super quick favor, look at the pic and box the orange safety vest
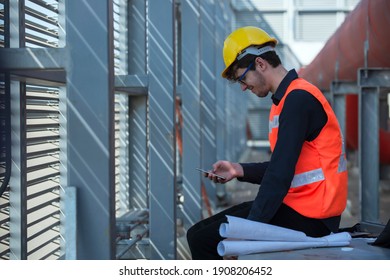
[269,78,348,219]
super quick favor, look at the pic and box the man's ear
[255,56,266,71]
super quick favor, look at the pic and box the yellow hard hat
[221,26,278,78]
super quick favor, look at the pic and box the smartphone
[196,168,226,180]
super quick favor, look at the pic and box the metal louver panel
[113,0,130,217]
[113,0,128,75]
[114,94,130,217]
[295,0,338,8]
[296,12,338,42]
[0,192,10,259]
[25,85,62,260]
[232,0,285,10]
[248,108,271,140]
[0,1,62,260]
[0,1,4,48]
[0,78,10,259]
[3,0,64,259]
[0,2,10,260]
[0,0,10,260]
[262,12,285,41]
[234,10,279,38]
[25,0,59,48]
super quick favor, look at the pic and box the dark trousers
[186,201,331,260]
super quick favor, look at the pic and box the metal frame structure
[358,68,390,223]
[330,68,390,225]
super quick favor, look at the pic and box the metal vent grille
[113,0,130,217]
[113,0,128,75]
[25,0,59,48]
[114,94,130,217]
[0,79,10,259]
[295,0,338,8]
[25,85,62,259]
[0,0,10,260]
[0,0,63,258]
[0,1,4,48]
[0,192,10,259]
[296,12,338,42]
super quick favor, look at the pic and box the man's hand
[202,161,244,184]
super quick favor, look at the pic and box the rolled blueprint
[217,215,351,257]
[219,215,308,241]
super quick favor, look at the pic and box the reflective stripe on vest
[269,115,279,133]
[338,154,347,173]
[291,168,325,188]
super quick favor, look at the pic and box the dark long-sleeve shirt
[239,69,340,232]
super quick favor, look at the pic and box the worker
[186,26,348,260]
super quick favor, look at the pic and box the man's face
[234,60,270,98]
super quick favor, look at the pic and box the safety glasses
[236,61,254,85]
